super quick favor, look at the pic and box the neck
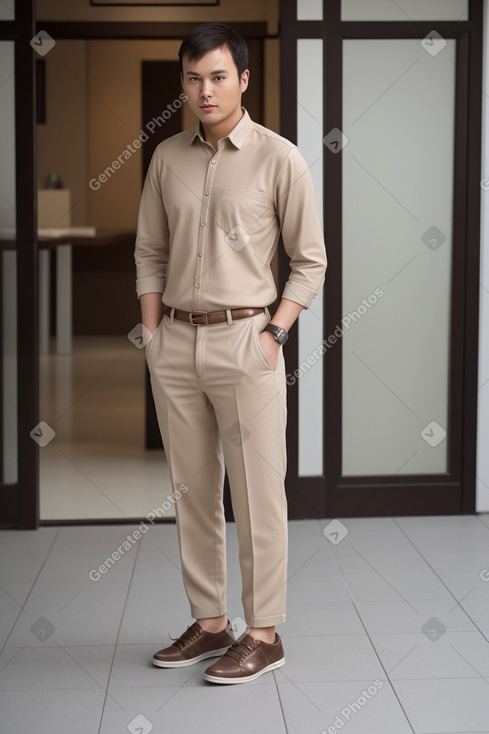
[202,107,244,150]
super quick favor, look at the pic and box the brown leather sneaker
[203,632,285,684]
[152,620,235,668]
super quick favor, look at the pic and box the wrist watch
[263,323,289,345]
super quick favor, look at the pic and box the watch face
[276,328,288,345]
[265,323,288,344]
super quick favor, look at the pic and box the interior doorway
[36,27,268,524]
[38,42,183,522]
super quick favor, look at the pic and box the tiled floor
[2,515,489,733]
[39,337,173,521]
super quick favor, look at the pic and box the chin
[195,109,217,122]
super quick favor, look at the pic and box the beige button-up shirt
[135,108,327,311]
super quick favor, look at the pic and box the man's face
[181,44,249,133]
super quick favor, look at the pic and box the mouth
[200,104,217,110]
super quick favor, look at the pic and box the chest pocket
[216,188,275,235]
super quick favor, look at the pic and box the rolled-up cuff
[136,277,166,299]
[282,280,321,309]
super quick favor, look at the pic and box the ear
[240,69,250,93]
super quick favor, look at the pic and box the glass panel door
[342,38,455,476]
[0,41,17,485]
[341,0,468,21]
[0,1,14,20]
[297,38,324,476]
[0,0,38,528]
[280,0,480,516]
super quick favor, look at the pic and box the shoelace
[168,623,202,650]
[223,637,260,663]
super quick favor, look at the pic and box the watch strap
[263,323,289,344]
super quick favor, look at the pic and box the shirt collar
[190,108,253,149]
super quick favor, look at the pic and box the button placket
[194,152,219,309]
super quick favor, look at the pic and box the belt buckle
[189,310,208,325]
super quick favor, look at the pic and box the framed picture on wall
[90,0,219,5]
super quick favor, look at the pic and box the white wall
[477,0,489,511]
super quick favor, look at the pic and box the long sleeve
[134,147,170,299]
[275,146,327,308]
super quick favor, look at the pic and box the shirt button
[201,222,205,227]
[211,159,216,164]
[197,252,203,257]
[204,191,209,196]
[195,283,200,289]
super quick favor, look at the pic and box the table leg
[56,244,72,355]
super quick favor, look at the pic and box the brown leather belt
[163,304,266,326]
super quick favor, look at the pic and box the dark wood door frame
[0,3,38,529]
[36,21,270,40]
[280,0,482,517]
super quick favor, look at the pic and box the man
[135,22,326,684]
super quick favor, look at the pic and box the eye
[188,77,200,83]
[214,76,225,81]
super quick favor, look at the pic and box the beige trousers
[145,309,288,627]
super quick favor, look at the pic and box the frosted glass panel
[297,0,323,21]
[0,42,17,483]
[342,39,454,476]
[0,0,14,20]
[342,0,468,21]
[297,39,324,476]
[0,44,15,228]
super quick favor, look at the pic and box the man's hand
[257,298,305,369]
[259,330,281,370]
[141,293,163,346]
[141,323,156,348]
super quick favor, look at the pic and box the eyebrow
[185,69,228,76]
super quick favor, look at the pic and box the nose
[200,79,213,99]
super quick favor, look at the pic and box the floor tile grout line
[475,514,489,532]
[20,627,487,650]
[4,672,489,693]
[350,545,419,613]
[96,530,144,733]
[350,598,417,734]
[3,519,489,729]
[319,518,417,734]
[392,518,489,642]
[0,529,61,657]
[59,644,125,711]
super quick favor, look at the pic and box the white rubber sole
[152,646,231,668]
[203,657,285,684]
